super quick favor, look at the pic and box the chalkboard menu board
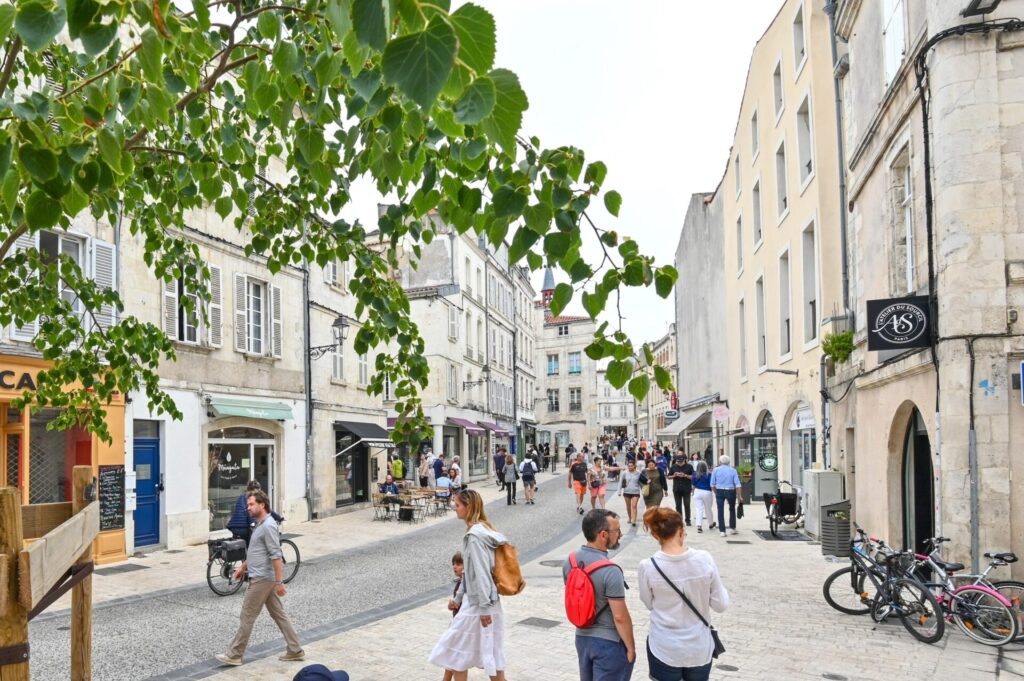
[99,465,126,531]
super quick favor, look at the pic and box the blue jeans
[575,635,634,681]
[715,489,736,531]
[647,640,712,681]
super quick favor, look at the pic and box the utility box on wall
[803,469,845,537]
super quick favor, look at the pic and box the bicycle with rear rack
[762,479,802,537]
[206,521,301,596]
[822,524,944,643]
[910,536,1020,646]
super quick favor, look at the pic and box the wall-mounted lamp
[463,365,491,389]
[309,315,351,360]
[962,0,1001,16]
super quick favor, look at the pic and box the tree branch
[0,224,27,262]
[61,44,142,101]
[239,4,321,21]
[0,37,22,100]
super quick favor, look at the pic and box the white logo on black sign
[872,302,927,345]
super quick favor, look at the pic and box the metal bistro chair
[371,492,395,521]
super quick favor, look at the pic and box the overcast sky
[351,1,785,343]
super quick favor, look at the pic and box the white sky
[351,1,785,342]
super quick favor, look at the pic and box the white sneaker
[719,531,727,537]
[728,529,738,535]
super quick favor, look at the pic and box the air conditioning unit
[802,469,845,538]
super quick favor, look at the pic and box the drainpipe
[820,354,830,470]
[302,229,314,520]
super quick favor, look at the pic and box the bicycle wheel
[992,580,1024,642]
[769,507,779,537]
[207,557,244,596]
[823,565,878,615]
[280,538,301,584]
[891,578,945,644]
[951,586,1018,646]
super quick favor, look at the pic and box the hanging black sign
[867,295,932,351]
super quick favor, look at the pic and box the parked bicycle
[823,524,944,643]
[206,523,301,596]
[762,479,802,537]
[911,536,1019,646]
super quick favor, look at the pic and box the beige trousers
[226,579,302,658]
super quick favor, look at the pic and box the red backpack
[564,553,621,628]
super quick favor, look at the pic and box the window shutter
[10,232,39,342]
[90,238,116,333]
[333,346,344,381]
[340,260,348,292]
[271,284,282,358]
[162,278,179,339]
[208,265,222,347]
[234,273,247,352]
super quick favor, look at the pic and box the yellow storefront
[0,355,127,564]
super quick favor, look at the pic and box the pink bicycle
[911,537,1019,646]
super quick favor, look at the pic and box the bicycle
[206,527,301,597]
[911,537,1018,646]
[823,525,944,643]
[762,479,802,537]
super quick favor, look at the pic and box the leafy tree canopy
[0,0,678,443]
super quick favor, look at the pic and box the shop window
[28,409,91,504]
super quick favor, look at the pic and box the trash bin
[820,500,851,557]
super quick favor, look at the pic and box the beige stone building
[534,269,598,453]
[596,361,635,443]
[826,0,1024,570]
[641,324,678,441]
[721,0,846,504]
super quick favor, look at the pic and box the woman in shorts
[587,455,619,510]
[620,459,643,526]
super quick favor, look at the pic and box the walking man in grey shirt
[216,490,304,666]
[563,509,636,681]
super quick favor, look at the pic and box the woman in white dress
[428,489,508,680]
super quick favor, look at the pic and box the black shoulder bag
[649,557,725,659]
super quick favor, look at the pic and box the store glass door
[208,428,274,531]
[752,435,779,498]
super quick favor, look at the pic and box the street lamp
[308,314,350,360]
[463,364,491,390]
[961,0,1001,16]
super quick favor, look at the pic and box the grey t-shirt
[246,515,282,582]
[621,470,643,495]
[563,546,626,642]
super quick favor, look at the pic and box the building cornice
[834,0,862,41]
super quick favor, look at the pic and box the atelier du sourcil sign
[866,295,932,352]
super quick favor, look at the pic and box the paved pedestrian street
[29,476,1024,680]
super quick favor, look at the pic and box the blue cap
[293,664,350,681]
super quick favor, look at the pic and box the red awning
[478,421,510,437]
[446,417,484,433]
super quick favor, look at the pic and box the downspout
[824,0,852,475]
[511,272,518,459]
[302,227,314,520]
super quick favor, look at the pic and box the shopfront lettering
[0,370,36,391]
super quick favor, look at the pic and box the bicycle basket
[776,492,799,516]
[884,551,916,576]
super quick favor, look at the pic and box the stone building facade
[827,0,1024,570]
[595,361,635,442]
[720,0,846,504]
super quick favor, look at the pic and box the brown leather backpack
[492,542,526,596]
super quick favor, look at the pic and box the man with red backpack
[562,509,635,681]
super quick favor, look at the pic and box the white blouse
[637,548,729,668]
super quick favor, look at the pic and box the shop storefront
[0,355,127,564]
[735,411,779,499]
[334,420,393,507]
[788,404,816,487]
[480,421,510,457]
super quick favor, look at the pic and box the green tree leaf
[66,0,98,39]
[581,289,605,320]
[492,185,526,219]
[257,11,279,40]
[80,22,117,56]
[381,17,457,110]
[653,365,673,391]
[325,0,351,39]
[550,282,572,317]
[139,27,164,83]
[655,266,677,298]
[0,5,16,39]
[24,189,61,228]
[508,226,539,264]
[604,190,622,217]
[353,0,387,51]
[15,1,66,52]
[480,68,527,153]
[523,203,552,235]
[628,374,651,403]
[450,3,495,75]
[607,359,632,389]
[17,144,58,182]
[453,77,495,125]
[295,124,325,163]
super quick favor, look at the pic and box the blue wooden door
[133,438,161,547]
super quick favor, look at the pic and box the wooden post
[70,466,93,681]
[0,487,28,680]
